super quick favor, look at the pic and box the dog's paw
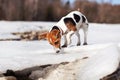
[83,42,88,45]
[62,45,67,48]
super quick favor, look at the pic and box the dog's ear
[46,32,49,39]
[38,32,48,40]
[46,32,49,40]
[47,32,53,45]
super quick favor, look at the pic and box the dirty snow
[0,21,120,80]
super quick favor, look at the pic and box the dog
[47,10,88,53]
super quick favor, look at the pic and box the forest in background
[0,0,120,23]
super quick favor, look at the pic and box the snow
[88,23,120,44]
[0,21,54,33]
[0,33,19,39]
[0,21,120,80]
[78,44,120,80]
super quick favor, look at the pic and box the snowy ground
[0,21,120,80]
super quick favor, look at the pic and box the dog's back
[56,11,88,34]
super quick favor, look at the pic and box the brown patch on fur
[65,22,77,31]
[47,29,61,49]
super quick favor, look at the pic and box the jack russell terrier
[47,10,88,53]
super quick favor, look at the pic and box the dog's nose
[56,50,60,53]
[54,48,61,53]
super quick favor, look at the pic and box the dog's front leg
[62,35,67,48]
[66,31,74,46]
[75,31,81,46]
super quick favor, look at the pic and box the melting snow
[0,21,120,80]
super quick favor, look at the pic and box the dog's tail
[77,8,80,11]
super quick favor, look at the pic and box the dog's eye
[50,42,52,45]
[54,41,59,45]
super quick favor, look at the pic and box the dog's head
[47,26,61,53]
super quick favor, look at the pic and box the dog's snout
[54,48,61,53]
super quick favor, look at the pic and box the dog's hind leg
[82,23,88,45]
[75,31,81,46]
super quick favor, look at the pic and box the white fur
[56,11,88,47]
